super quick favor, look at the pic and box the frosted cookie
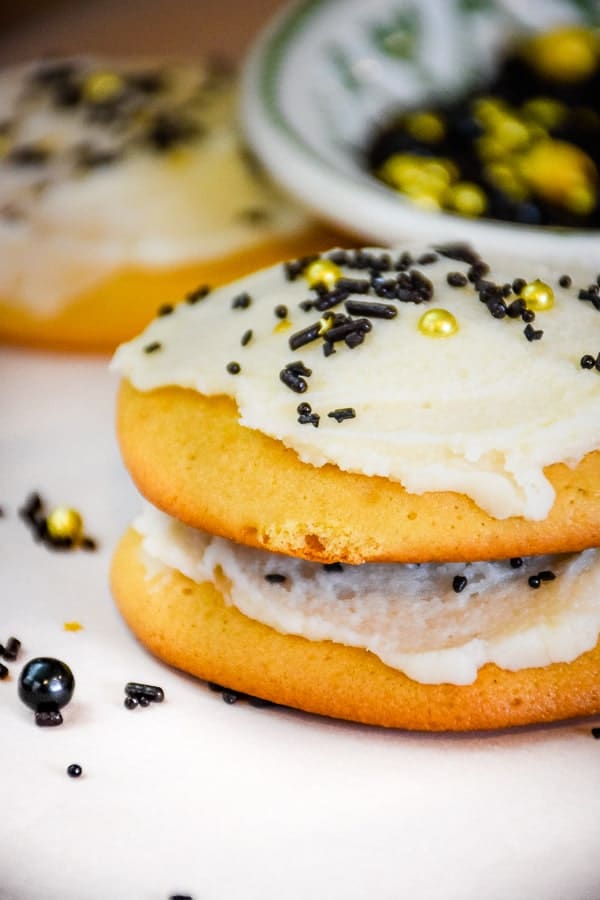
[112,244,600,563]
[111,242,600,729]
[0,56,343,351]
[110,517,600,731]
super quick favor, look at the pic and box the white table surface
[3,348,600,900]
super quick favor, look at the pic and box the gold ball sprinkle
[318,315,334,336]
[46,507,84,542]
[446,181,487,217]
[404,111,446,143]
[304,259,342,289]
[83,71,124,104]
[418,308,459,338]
[519,279,555,312]
[526,26,599,83]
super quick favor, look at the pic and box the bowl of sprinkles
[242,0,600,264]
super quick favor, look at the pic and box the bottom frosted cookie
[111,528,600,732]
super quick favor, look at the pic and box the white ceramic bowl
[242,0,600,265]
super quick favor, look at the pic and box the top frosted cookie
[113,243,600,523]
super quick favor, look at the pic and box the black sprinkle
[67,764,82,778]
[9,144,50,166]
[74,143,121,170]
[124,696,139,709]
[323,562,343,573]
[452,575,468,593]
[326,318,372,344]
[297,402,312,415]
[521,308,535,323]
[284,361,312,376]
[345,299,397,319]
[143,342,162,354]
[538,570,556,582]
[581,355,596,369]
[417,252,438,265]
[3,637,20,661]
[559,274,572,288]
[81,536,97,551]
[146,114,200,152]
[36,709,63,727]
[507,299,525,318]
[467,261,490,282]
[510,557,523,568]
[327,408,356,423]
[238,207,270,224]
[298,412,320,427]
[0,663,8,680]
[288,321,322,351]
[265,573,286,584]
[226,361,241,374]
[434,243,480,266]
[447,272,468,287]
[591,727,600,739]
[157,304,174,317]
[512,278,527,295]
[336,277,371,294]
[125,682,165,703]
[280,368,308,393]
[231,292,252,310]
[274,304,288,319]
[186,285,211,304]
[524,323,543,342]
[528,575,541,589]
[241,329,253,347]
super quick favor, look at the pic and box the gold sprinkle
[64,622,84,632]
[404,111,446,143]
[304,259,342,289]
[526,26,599,83]
[83,71,124,104]
[446,182,487,217]
[318,314,334,336]
[46,507,84,542]
[517,139,597,207]
[418,308,459,337]
[522,97,567,130]
[0,134,11,160]
[519,280,555,312]
[273,319,292,333]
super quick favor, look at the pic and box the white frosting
[134,503,600,685]
[0,57,312,314]
[112,246,600,520]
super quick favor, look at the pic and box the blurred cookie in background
[0,55,345,351]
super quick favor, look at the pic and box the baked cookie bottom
[0,225,342,352]
[111,528,600,731]
[116,381,600,564]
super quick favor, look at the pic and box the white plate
[3,344,600,899]
[242,0,600,264]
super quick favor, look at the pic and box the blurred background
[0,0,286,63]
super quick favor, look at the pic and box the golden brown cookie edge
[111,528,600,731]
[116,381,600,564]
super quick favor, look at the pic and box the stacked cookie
[0,56,342,350]
[111,243,600,730]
